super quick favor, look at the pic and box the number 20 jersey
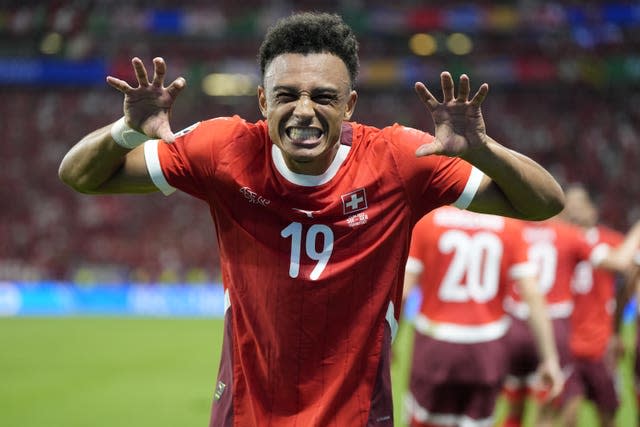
[407,206,533,343]
[144,116,479,427]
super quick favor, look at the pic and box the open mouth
[286,126,323,144]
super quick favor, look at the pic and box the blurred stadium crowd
[2,1,640,283]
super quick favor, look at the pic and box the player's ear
[343,90,358,120]
[258,86,267,118]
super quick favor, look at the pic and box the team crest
[341,188,368,215]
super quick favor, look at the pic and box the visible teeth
[289,127,321,140]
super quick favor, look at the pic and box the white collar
[271,144,351,187]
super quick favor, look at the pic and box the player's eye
[312,95,336,105]
[275,93,297,103]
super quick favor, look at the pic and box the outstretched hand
[106,57,186,143]
[414,72,489,158]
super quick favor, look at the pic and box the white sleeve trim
[386,301,399,343]
[144,140,176,196]
[452,166,484,209]
[405,256,424,274]
[224,288,231,314]
[589,243,611,267]
[509,261,537,279]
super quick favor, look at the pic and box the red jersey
[144,116,479,426]
[570,225,624,359]
[505,219,596,320]
[406,206,534,343]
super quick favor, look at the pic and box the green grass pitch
[0,318,222,427]
[0,317,637,427]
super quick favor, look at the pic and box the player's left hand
[414,72,488,158]
[533,358,565,401]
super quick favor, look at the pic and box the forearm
[58,121,155,194]
[463,136,564,220]
[60,58,185,194]
[402,271,419,305]
[604,221,640,272]
[519,279,559,364]
[58,123,127,192]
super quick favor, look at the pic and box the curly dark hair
[258,12,359,88]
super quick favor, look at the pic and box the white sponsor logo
[347,212,368,228]
[240,187,271,207]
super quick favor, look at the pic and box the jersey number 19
[281,222,334,280]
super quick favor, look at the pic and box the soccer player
[555,184,640,427]
[402,206,563,427]
[501,217,588,427]
[501,187,640,427]
[58,12,564,427]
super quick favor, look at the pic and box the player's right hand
[106,57,186,143]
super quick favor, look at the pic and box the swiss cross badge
[341,188,368,215]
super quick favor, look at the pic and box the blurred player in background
[402,206,562,427]
[501,186,640,427]
[501,214,591,427]
[556,184,640,427]
[57,11,565,427]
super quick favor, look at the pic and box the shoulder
[194,115,267,140]
[553,220,587,246]
[360,122,433,143]
[596,224,625,244]
[348,122,433,146]
[521,219,564,245]
[170,116,268,157]
[502,216,525,239]
[160,116,268,166]
[348,121,443,175]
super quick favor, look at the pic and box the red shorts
[504,317,571,380]
[406,333,508,425]
[501,316,572,402]
[406,384,500,427]
[558,356,619,414]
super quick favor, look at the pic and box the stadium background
[1,1,639,426]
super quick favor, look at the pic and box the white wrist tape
[110,117,149,149]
